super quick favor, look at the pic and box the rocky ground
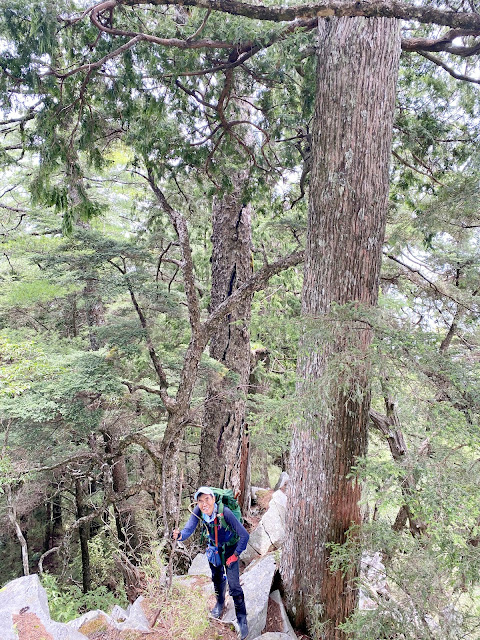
[3,480,314,640]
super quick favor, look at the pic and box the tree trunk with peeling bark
[281,17,401,638]
[199,174,253,513]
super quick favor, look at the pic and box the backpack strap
[217,499,226,527]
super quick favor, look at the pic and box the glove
[226,554,238,567]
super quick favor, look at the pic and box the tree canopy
[1,0,480,638]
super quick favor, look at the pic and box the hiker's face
[197,494,215,516]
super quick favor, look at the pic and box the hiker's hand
[226,554,238,567]
[172,529,181,541]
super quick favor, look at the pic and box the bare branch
[146,171,201,332]
[419,51,480,84]
[392,150,444,186]
[19,451,102,475]
[122,380,165,397]
[384,252,478,312]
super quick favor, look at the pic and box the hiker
[173,486,250,639]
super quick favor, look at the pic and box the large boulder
[223,553,277,640]
[262,491,287,548]
[0,574,87,640]
[241,490,287,564]
[187,552,211,577]
[68,595,151,634]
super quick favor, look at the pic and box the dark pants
[209,544,244,600]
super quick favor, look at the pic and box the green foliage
[41,572,127,623]
[1,1,480,633]
[0,455,15,488]
[0,332,62,397]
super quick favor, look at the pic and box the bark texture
[281,17,401,639]
[199,175,253,513]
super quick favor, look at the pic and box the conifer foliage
[1,1,480,638]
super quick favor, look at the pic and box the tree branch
[89,0,232,47]
[392,150,444,186]
[419,51,480,84]
[205,249,304,334]
[121,0,480,30]
[402,29,480,54]
[383,252,477,312]
[146,171,201,333]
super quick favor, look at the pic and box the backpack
[200,487,243,546]
[212,487,243,527]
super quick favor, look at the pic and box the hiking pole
[150,469,184,629]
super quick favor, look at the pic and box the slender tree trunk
[199,174,253,513]
[52,493,63,540]
[84,276,105,351]
[249,347,271,488]
[75,478,91,593]
[281,17,401,639]
[6,485,29,576]
[103,427,140,559]
[43,499,53,553]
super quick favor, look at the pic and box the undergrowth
[41,572,128,623]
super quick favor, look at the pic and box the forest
[1,0,480,638]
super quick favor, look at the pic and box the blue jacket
[178,505,249,556]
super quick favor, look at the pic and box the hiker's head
[194,486,215,516]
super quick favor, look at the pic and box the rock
[274,472,289,491]
[246,521,274,556]
[188,552,211,577]
[261,498,286,549]
[110,604,128,622]
[68,596,151,634]
[255,634,293,640]
[175,573,215,598]
[270,489,287,517]
[223,553,277,640]
[251,486,269,502]
[244,489,287,561]
[359,552,389,610]
[240,541,262,566]
[68,610,111,635]
[0,574,88,640]
[120,596,150,631]
[269,590,296,638]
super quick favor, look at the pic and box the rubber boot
[233,595,248,639]
[236,613,248,639]
[211,578,226,618]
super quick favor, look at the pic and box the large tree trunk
[199,174,253,513]
[281,17,401,639]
